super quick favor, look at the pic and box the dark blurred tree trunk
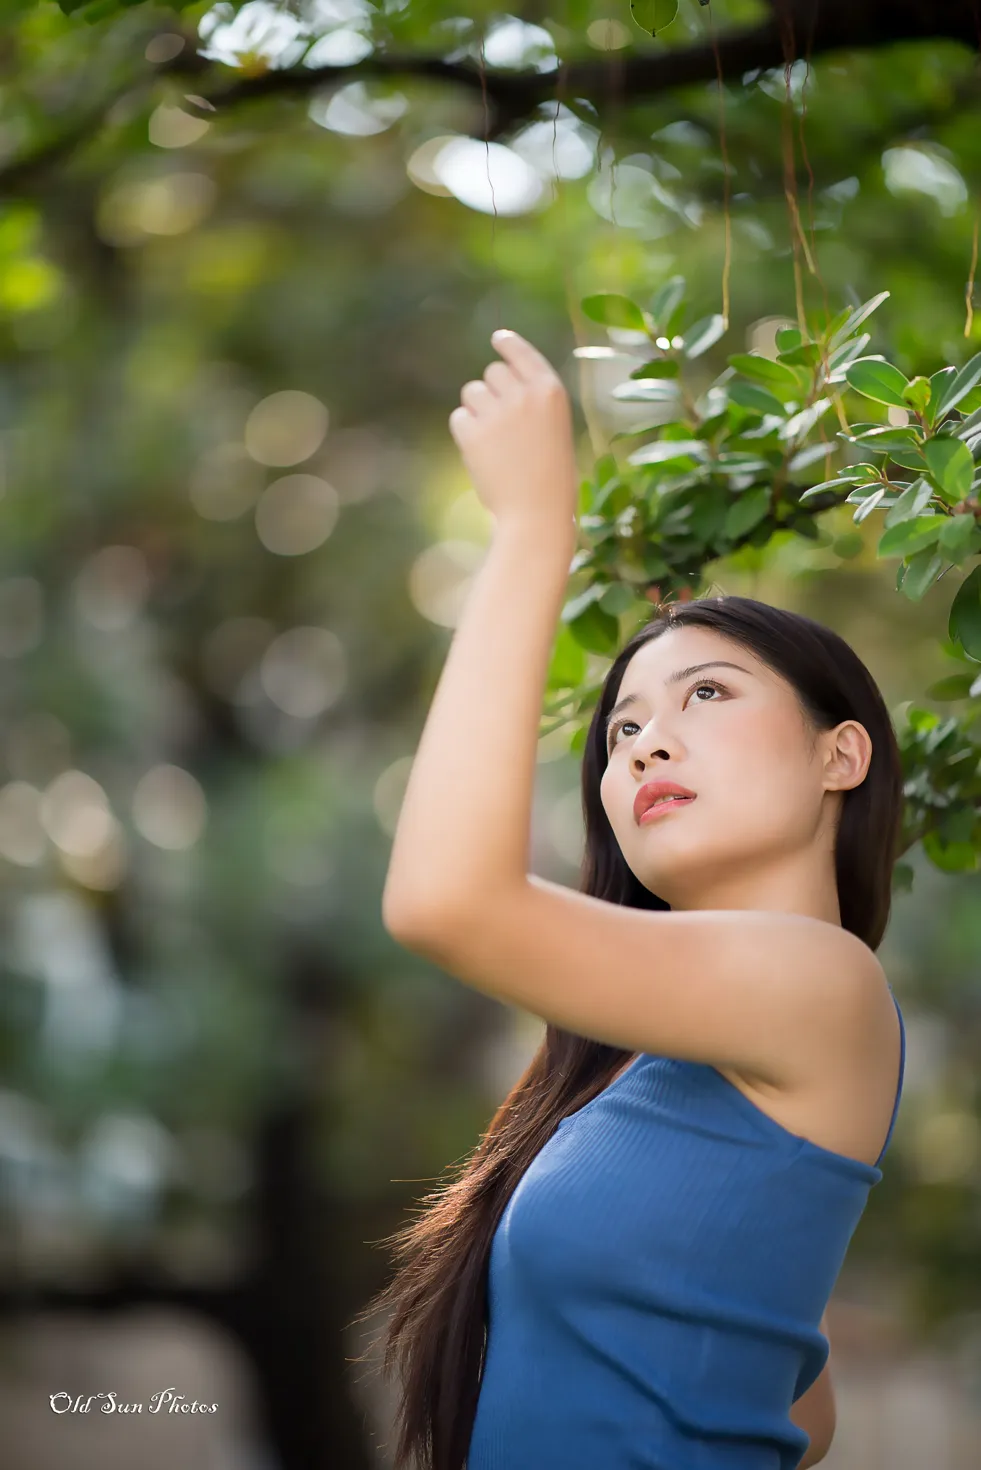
[0,1095,375,1470]
[235,1096,376,1470]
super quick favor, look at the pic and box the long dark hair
[352,593,905,1470]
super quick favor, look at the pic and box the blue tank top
[467,989,905,1470]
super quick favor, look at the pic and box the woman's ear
[822,720,872,793]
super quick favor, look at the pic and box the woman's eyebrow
[604,660,752,730]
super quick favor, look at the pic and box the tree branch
[179,1,981,138]
[1,2,979,195]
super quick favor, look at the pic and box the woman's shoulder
[722,975,902,1170]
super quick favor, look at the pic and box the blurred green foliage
[1,3,981,1454]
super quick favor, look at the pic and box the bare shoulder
[749,918,894,1077]
[728,936,900,1167]
[393,876,891,1091]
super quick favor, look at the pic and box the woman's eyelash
[606,679,728,749]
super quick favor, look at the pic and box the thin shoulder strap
[874,989,906,1168]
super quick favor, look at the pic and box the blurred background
[1,2,980,1466]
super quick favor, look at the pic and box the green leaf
[881,448,928,472]
[728,354,802,400]
[715,454,774,475]
[847,484,894,508]
[562,583,605,623]
[876,514,945,559]
[955,406,981,440]
[827,291,890,351]
[825,333,872,379]
[798,475,866,503]
[577,512,616,541]
[789,441,836,472]
[648,276,686,328]
[926,673,976,700]
[900,547,945,602]
[642,547,671,578]
[852,488,887,523]
[949,564,981,659]
[845,484,887,503]
[629,0,680,35]
[926,367,956,425]
[846,426,922,453]
[844,357,910,408]
[682,314,726,358]
[593,453,619,487]
[905,706,941,734]
[939,803,978,844]
[847,483,892,506]
[599,582,637,616]
[957,386,981,414]
[882,476,934,528]
[625,439,707,467]
[825,306,852,341]
[727,381,786,415]
[938,513,980,560]
[781,399,832,441]
[547,622,587,687]
[695,409,731,438]
[903,376,932,414]
[58,0,151,16]
[588,469,625,514]
[724,486,770,539]
[58,0,124,16]
[779,342,824,368]
[611,379,680,402]
[933,350,981,420]
[581,294,648,331]
[924,437,974,501]
[775,327,803,354]
[923,830,978,873]
[629,359,679,379]
[567,599,621,656]
[891,861,915,893]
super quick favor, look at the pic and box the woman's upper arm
[391,875,886,1086]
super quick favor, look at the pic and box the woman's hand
[448,329,579,535]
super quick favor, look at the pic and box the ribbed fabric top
[467,989,905,1470]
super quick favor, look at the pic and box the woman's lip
[638,796,695,824]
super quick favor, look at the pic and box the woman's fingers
[457,334,553,420]
[490,328,556,383]
[460,379,493,411]
[460,361,518,415]
[483,360,515,397]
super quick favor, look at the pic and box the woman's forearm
[382,516,576,932]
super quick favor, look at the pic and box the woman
[360,330,906,1470]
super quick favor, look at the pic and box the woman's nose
[634,749,669,772]
[630,719,680,768]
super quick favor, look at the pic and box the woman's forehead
[619,627,759,687]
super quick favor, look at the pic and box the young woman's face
[598,625,868,911]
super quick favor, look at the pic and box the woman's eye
[689,682,724,704]
[608,682,726,750]
[609,720,639,749]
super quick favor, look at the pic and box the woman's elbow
[790,1358,836,1468]
[795,1398,836,1468]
